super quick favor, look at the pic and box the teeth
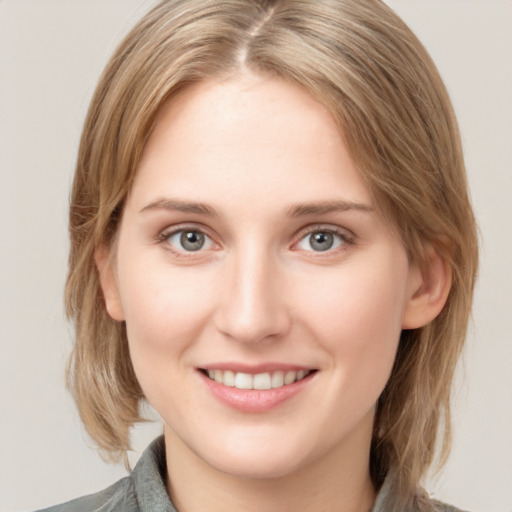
[223,370,235,387]
[205,369,311,390]
[271,371,284,388]
[235,372,253,389]
[253,373,271,390]
[284,371,296,385]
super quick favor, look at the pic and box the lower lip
[199,371,315,413]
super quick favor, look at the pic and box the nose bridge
[215,241,290,344]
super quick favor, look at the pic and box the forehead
[129,74,372,212]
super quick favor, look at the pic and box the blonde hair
[65,0,478,506]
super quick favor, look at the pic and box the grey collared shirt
[37,436,467,512]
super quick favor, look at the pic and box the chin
[197,428,318,480]
[210,451,308,481]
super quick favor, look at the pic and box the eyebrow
[287,200,374,217]
[140,198,221,217]
[139,198,374,218]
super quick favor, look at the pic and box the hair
[65,0,478,508]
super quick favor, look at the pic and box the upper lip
[199,362,316,374]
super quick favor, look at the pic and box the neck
[164,417,376,512]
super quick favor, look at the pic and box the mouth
[198,366,318,413]
[199,368,317,390]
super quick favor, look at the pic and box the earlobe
[94,244,125,322]
[402,247,452,329]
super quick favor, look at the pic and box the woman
[40,0,478,510]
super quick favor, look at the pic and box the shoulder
[431,499,470,512]
[414,490,470,512]
[35,476,136,512]
[34,436,170,512]
[415,491,470,512]
[373,471,470,512]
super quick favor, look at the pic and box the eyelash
[156,224,355,258]
[156,224,217,259]
[293,225,355,255]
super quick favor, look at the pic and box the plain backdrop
[0,1,511,511]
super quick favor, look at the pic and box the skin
[97,74,450,512]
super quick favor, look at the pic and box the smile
[203,369,313,390]
[199,366,318,413]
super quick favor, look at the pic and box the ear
[402,246,452,329]
[94,244,125,322]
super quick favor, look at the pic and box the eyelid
[291,224,356,252]
[156,223,221,256]
[155,222,355,257]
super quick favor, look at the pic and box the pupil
[311,232,333,251]
[180,231,204,251]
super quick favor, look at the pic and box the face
[100,75,426,480]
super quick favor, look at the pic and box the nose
[214,246,291,345]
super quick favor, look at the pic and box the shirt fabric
[37,436,467,512]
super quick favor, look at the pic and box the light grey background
[0,1,510,511]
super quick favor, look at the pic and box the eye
[296,229,349,252]
[165,229,215,252]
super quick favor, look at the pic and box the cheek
[117,260,220,413]
[117,256,216,362]
[296,258,408,379]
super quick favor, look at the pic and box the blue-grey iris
[181,231,205,251]
[310,232,334,251]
